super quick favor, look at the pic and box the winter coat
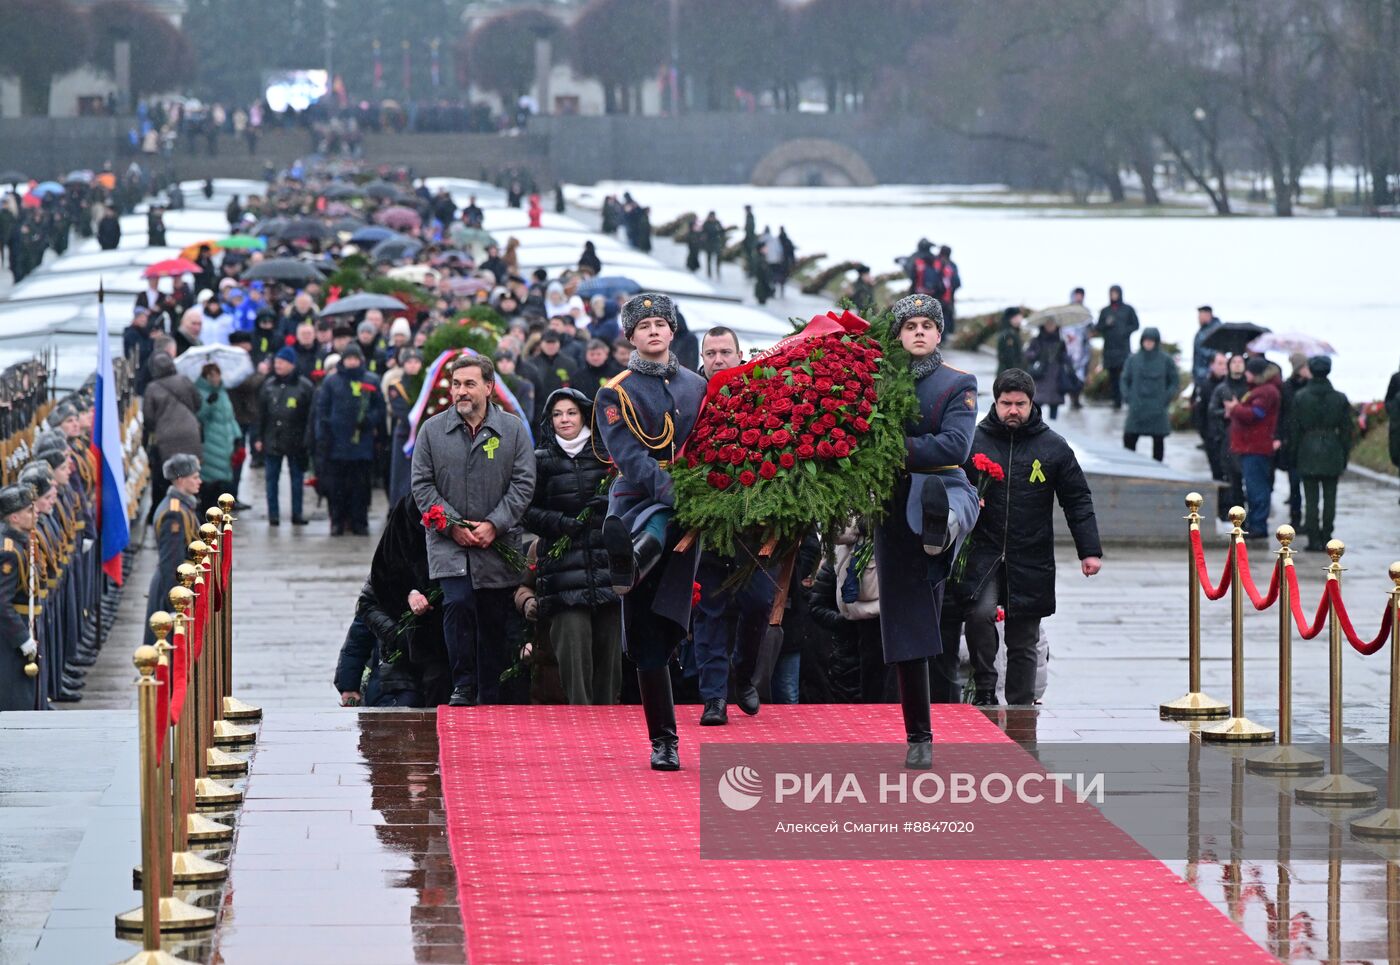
[831,524,879,621]
[195,377,239,482]
[1120,329,1179,437]
[528,352,576,403]
[315,367,384,463]
[257,372,314,458]
[1094,301,1140,368]
[955,405,1102,620]
[996,325,1023,375]
[1208,376,1247,475]
[1192,318,1222,383]
[1229,373,1282,457]
[411,404,537,589]
[1286,376,1355,478]
[142,353,203,460]
[578,360,623,401]
[1386,371,1400,469]
[521,389,617,617]
[1024,328,1067,407]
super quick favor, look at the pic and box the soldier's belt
[617,459,670,479]
[14,603,41,616]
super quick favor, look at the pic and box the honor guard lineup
[0,353,148,712]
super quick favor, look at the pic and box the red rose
[864,388,878,402]
[816,441,836,459]
[703,448,719,463]
[821,413,837,428]
[748,450,763,463]
[779,452,796,469]
[830,427,847,440]
[764,415,784,430]
[759,461,778,480]
[820,396,842,410]
[717,426,738,442]
[771,397,794,414]
[729,449,745,466]
[800,433,815,446]
[758,434,773,449]
[852,417,871,433]
[796,443,815,460]
[686,455,699,468]
[709,472,732,490]
[739,470,757,487]
[815,378,833,393]
[771,429,791,447]
[834,440,851,458]
[740,428,760,446]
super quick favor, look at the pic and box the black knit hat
[620,292,677,338]
[1245,356,1270,376]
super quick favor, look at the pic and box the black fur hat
[620,292,677,338]
[892,294,945,332]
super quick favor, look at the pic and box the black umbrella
[1202,321,1271,355]
[330,216,367,233]
[243,258,328,284]
[364,180,403,201]
[0,170,28,186]
[321,292,409,316]
[250,217,289,238]
[320,183,361,200]
[371,236,423,263]
[277,218,331,240]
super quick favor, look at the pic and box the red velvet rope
[193,580,206,660]
[1189,529,1232,601]
[170,623,188,725]
[1233,540,1281,610]
[154,661,169,765]
[1286,567,1331,640]
[1326,581,1394,655]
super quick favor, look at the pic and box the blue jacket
[316,367,384,462]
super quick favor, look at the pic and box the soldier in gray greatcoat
[146,455,202,645]
[595,293,707,771]
[875,294,980,770]
[0,484,40,712]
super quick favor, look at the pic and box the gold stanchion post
[218,493,261,722]
[1349,562,1400,836]
[1201,507,1275,743]
[169,585,234,843]
[187,544,242,813]
[1161,493,1230,720]
[1296,541,1378,806]
[202,520,255,749]
[115,640,214,939]
[1249,526,1324,774]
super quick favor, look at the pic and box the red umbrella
[143,258,203,278]
[374,205,422,232]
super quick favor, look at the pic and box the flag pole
[96,280,105,650]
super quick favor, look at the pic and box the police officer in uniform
[875,294,980,769]
[595,293,707,771]
[146,455,201,644]
[0,484,40,711]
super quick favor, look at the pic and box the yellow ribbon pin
[1028,458,1046,484]
[483,437,500,460]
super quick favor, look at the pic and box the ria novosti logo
[717,765,763,811]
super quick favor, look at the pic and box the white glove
[20,638,37,661]
[82,538,94,553]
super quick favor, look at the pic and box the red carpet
[438,705,1272,963]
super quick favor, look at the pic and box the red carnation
[816,441,836,459]
[779,452,796,469]
[796,443,815,459]
[739,470,757,487]
[759,461,778,480]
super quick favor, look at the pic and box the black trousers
[1302,475,1339,543]
[1107,365,1125,406]
[1124,432,1165,462]
[963,570,1042,705]
[855,620,894,702]
[441,572,515,702]
[329,458,371,530]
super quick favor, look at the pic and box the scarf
[910,351,944,381]
[628,351,679,379]
[557,426,591,458]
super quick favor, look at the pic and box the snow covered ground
[569,182,1400,400]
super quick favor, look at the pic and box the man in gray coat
[411,356,536,707]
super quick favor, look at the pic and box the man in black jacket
[948,369,1102,706]
[256,346,314,526]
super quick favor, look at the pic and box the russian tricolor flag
[94,293,130,584]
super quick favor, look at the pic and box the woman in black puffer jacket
[523,388,621,704]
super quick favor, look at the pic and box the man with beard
[412,356,535,707]
[947,369,1102,706]
[595,294,706,770]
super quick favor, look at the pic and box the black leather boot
[637,667,680,771]
[603,516,663,595]
[897,659,933,770]
[700,698,728,726]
